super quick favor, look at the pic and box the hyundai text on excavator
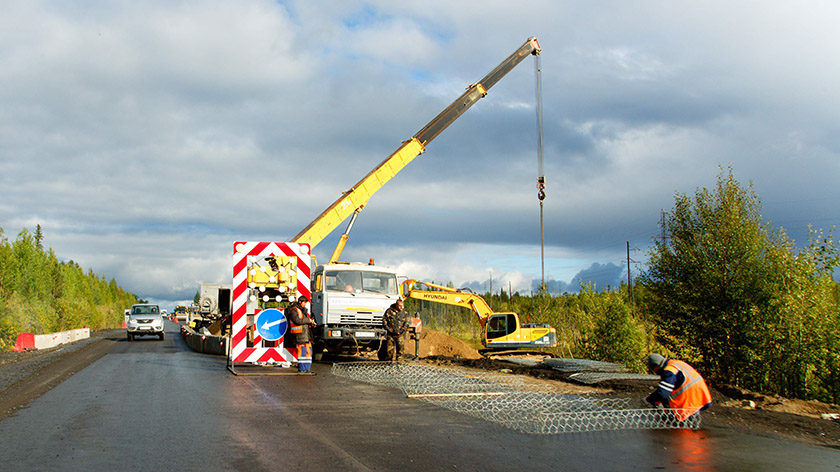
[244,38,542,361]
[403,280,557,355]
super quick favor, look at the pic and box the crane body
[292,37,541,261]
[243,38,543,360]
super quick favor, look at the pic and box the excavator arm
[291,37,542,258]
[402,280,496,327]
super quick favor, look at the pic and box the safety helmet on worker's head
[298,295,309,304]
[647,353,667,372]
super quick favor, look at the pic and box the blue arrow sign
[255,308,287,342]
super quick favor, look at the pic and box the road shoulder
[0,330,120,421]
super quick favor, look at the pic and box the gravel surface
[0,329,122,392]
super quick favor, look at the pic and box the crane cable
[534,51,546,291]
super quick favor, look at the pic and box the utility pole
[659,209,669,245]
[626,241,635,312]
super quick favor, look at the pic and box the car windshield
[132,306,159,315]
[324,270,398,295]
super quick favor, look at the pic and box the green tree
[641,167,840,399]
[0,226,140,347]
[760,228,839,399]
[579,287,646,371]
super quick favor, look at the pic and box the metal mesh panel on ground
[569,372,660,385]
[331,362,700,434]
[332,361,523,396]
[541,358,629,373]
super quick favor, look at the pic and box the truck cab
[310,262,401,358]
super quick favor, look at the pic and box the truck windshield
[324,270,398,295]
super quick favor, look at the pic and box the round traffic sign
[255,308,287,341]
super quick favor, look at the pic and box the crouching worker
[287,296,317,373]
[645,353,712,422]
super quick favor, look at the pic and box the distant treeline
[409,168,840,404]
[0,225,139,349]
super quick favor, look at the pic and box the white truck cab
[310,263,401,359]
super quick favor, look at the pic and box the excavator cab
[486,313,518,340]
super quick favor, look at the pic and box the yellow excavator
[403,280,556,355]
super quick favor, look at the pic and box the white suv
[126,304,165,341]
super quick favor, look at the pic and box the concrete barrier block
[68,328,89,341]
[34,333,60,349]
[19,327,92,350]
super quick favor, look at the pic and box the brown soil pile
[413,329,482,359]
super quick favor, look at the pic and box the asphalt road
[0,321,838,471]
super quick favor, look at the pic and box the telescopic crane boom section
[291,37,542,257]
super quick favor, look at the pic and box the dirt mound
[716,384,840,419]
[415,329,482,359]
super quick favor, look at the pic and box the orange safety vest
[665,359,713,421]
[288,306,304,334]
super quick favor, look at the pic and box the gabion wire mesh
[541,358,629,373]
[569,372,661,385]
[332,361,523,396]
[331,361,701,434]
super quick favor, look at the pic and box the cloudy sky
[2,1,838,308]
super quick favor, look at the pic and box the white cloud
[2,1,839,307]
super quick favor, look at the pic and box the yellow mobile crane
[292,37,542,262]
[403,280,557,354]
[249,38,543,359]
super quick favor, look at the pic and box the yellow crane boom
[291,37,542,260]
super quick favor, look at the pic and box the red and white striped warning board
[230,241,311,364]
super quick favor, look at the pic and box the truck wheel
[127,333,133,342]
[312,342,325,362]
[159,332,165,341]
[377,342,389,361]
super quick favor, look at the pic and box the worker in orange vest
[287,296,316,373]
[645,353,713,422]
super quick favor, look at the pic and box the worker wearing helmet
[382,298,409,362]
[287,296,316,373]
[646,353,713,422]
